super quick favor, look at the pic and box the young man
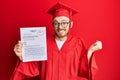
[11,2,102,80]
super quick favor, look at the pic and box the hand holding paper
[20,27,47,62]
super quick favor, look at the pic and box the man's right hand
[14,41,23,61]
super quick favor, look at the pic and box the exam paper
[20,27,47,62]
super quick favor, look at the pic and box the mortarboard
[47,2,79,19]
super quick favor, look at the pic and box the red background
[0,0,120,80]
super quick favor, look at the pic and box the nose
[58,23,63,28]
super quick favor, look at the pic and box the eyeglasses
[52,21,70,28]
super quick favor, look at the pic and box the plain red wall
[0,0,120,80]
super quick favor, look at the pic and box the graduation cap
[47,2,79,20]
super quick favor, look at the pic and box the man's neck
[55,36,67,41]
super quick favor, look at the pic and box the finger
[14,46,19,53]
[92,42,97,46]
[96,41,102,49]
[15,42,23,49]
[94,43,97,46]
[96,41,102,45]
[18,40,22,44]
[14,44,22,52]
[18,41,23,46]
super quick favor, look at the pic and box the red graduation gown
[10,35,98,80]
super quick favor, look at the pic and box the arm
[10,41,40,80]
[10,61,40,80]
[77,39,102,80]
[87,41,102,80]
[76,38,90,80]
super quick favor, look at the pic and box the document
[20,27,47,62]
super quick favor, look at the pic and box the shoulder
[71,35,85,44]
[67,35,86,47]
[71,35,87,48]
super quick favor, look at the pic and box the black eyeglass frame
[52,21,70,28]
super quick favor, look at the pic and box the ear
[70,21,73,28]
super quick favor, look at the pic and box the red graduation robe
[10,35,98,80]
